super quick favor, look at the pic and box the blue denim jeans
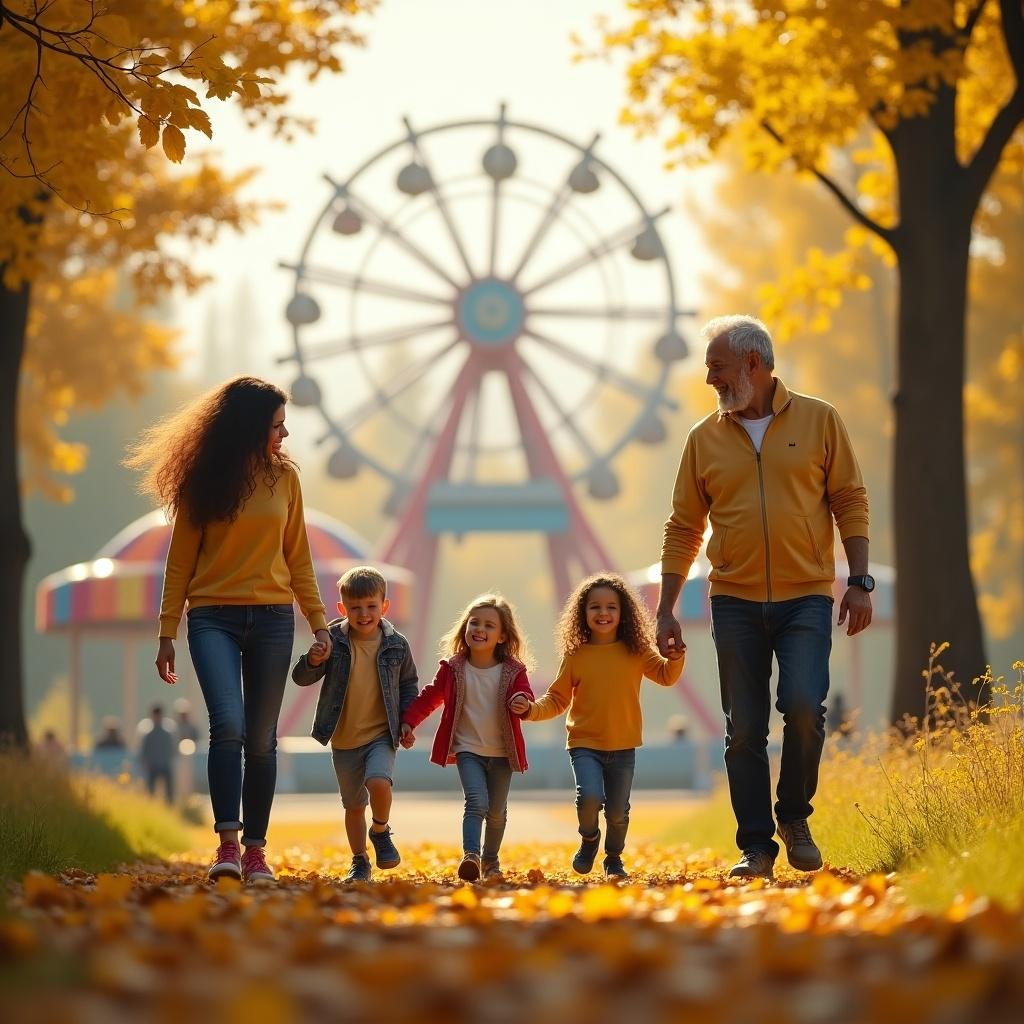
[710,595,833,857]
[568,747,636,856]
[456,752,513,859]
[187,604,295,847]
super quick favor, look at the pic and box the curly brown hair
[555,573,655,658]
[439,593,533,669]
[124,376,294,526]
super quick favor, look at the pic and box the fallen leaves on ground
[2,842,1022,1023]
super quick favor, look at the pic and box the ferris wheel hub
[455,277,526,347]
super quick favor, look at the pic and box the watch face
[860,576,875,592]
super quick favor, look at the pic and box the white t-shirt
[738,413,774,453]
[453,662,506,757]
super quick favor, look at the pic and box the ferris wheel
[280,104,693,655]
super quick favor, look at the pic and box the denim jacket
[291,617,419,748]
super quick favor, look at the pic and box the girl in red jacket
[401,593,534,882]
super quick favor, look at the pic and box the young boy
[292,566,418,882]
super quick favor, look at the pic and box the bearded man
[656,315,873,878]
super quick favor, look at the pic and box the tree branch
[761,120,899,246]
[964,86,1024,204]
[1001,0,1024,79]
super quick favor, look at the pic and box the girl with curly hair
[126,376,330,884]
[401,594,534,882]
[511,573,685,879]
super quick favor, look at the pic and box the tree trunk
[889,114,988,722]
[0,268,32,750]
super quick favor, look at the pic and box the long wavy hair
[555,573,654,659]
[439,593,532,669]
[124,376,294,526]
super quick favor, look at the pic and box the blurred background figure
[827,693,853,739]
[667,714,690,744]
[37,729,67,763]
[137,704,177,804]
[173,698,201,746]
[95,716,126,751]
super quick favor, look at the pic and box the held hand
[400,723,415,749]
[508,694,530,715]
[838,587,873,637]
[307,640,330,667]
[156,638,178,685]
[656,613,684,660]
[313,629,333,661]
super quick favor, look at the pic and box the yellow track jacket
[661,379,869,603]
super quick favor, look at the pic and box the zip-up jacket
[661,378,869,603]
[291,617,418,748]
[401,654,534,772]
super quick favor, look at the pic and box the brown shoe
[481,858,503,881]
[458,852,481,881]
[777,819,823,871]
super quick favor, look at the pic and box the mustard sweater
[662,378,870,603]
[158,464,327,639]
[526,642,684,750]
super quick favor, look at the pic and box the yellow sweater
[158,464,327,639]
[526,642,684,750]
[662,378,870,603]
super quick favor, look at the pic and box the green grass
[0,751,193,884]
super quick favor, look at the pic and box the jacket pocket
[706,527,730,570]
[803,517,824,571]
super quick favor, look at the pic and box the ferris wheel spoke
[523,328,664,404]
[518,355,599,462]
[521,206,671,298]
[326,176,462,290]
[337,337,464,435]
[288,318,455,364]
[403,117,477,280]
[280,262,452,308]
[508,132,600,283]
[529,304,684,321]
[461,383,485,482]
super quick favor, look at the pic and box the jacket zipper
[731,413,783,603]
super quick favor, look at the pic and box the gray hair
[700,315,775,371]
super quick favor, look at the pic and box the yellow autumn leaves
[3,843,1024,1023]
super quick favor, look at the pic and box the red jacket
[402,654,534,772]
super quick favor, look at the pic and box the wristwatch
[847,574,875,593]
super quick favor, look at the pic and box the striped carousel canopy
[36,509,413,633]
[627,556,894,623]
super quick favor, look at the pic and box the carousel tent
[36,509,413,751]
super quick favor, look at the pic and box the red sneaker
[208,839,241,881]
[241,845,275,884]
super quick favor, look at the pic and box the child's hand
[665,637,686,661]
[400,723,415,748]
[306,639,330,667]
[508,694,530,715]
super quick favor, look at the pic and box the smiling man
[656,315,872,879]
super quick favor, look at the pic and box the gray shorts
[331,734,396,809]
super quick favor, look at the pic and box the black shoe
[481,858,503,881]
[603,854,628,880]
[572,830,601,874]
[344,854,372,883]
[727,850,775,880]
[368,825,401,869]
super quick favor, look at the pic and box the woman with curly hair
[511,573,685,879]
[126,377,330,884]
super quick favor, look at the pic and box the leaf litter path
[3,843,1023,1024]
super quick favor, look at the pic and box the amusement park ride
[280,105,691,645]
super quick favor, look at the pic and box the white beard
[717,365,755,414]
